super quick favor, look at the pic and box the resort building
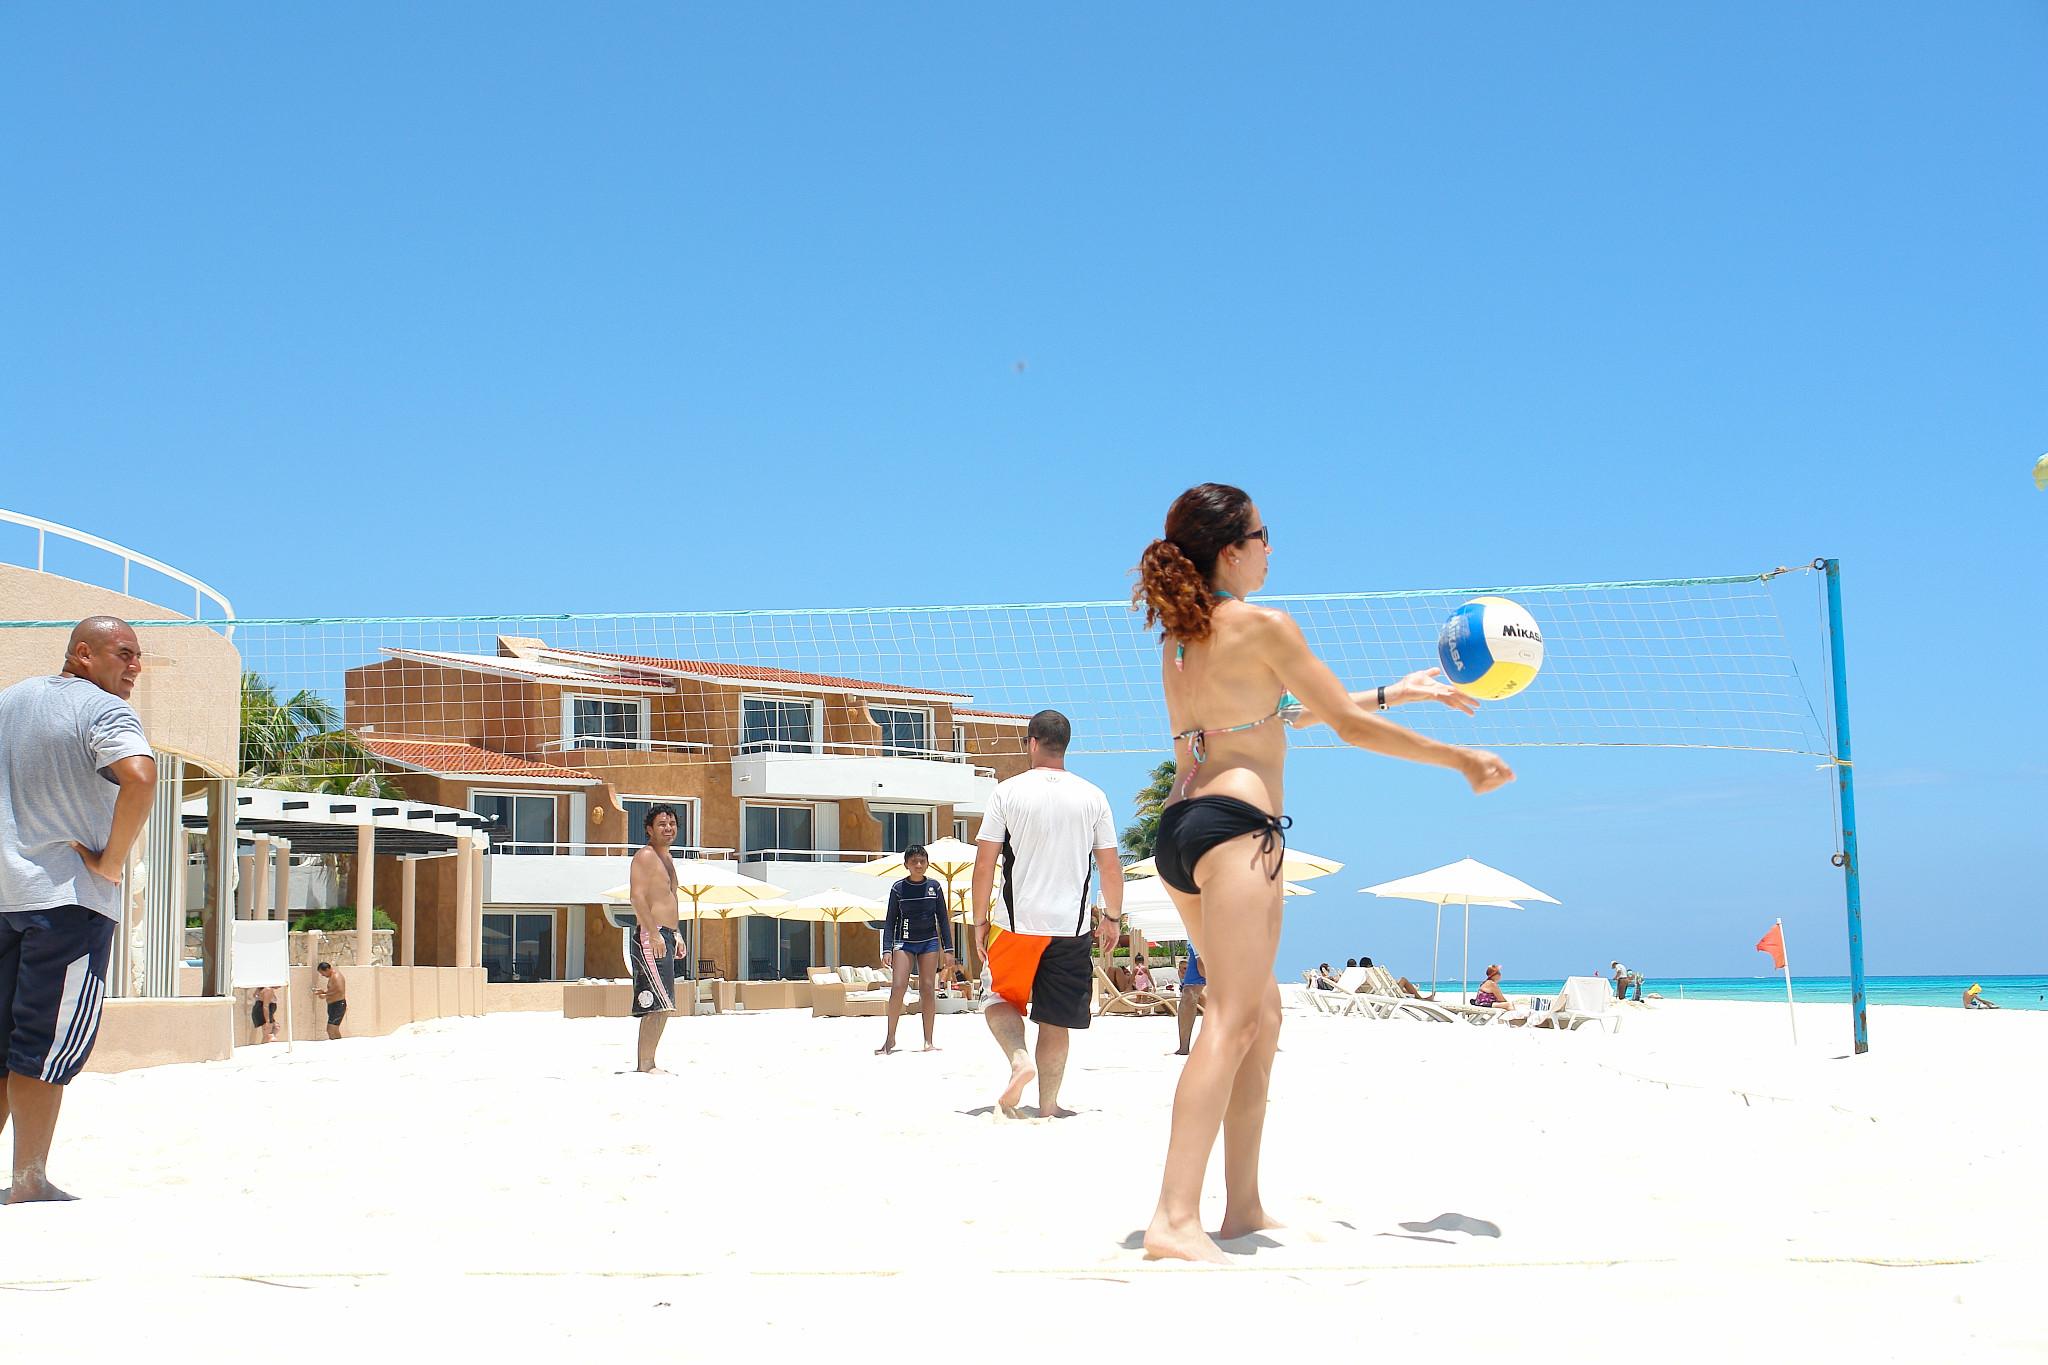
[344,638,1031,988]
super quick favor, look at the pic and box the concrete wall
[0,562,240,776]
[278,964,484,1041]
[87,997,236,1073]
[484,980,566,1012]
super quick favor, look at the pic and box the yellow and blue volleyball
[1436,596,1544,699]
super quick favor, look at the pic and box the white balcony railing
[486,841,735,859]
[2,507,236,624]
[732,744,997,805]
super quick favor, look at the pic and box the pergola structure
[185,787,493,977]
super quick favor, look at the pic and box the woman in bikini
[1133,482,1515,1263]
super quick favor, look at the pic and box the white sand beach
[6,994,2042,1360]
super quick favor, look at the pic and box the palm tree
[240,673,403,798]
[1120,759,1178,862]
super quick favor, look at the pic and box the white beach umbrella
[1124,846,1343,883]
[1118,875,1314,944]
[859,837,984,926]
[1357,857,1558,1000]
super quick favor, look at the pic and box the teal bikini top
[1170,590,1301,800]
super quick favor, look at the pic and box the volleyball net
[4,561,1844,772]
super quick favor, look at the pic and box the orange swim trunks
[985,928,1093,1029]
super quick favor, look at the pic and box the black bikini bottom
[1153,796,1291,895]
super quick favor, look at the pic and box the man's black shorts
[1,906,116,1085]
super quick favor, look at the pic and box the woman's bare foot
[4,1177,77,1204]
[997,1055,1036,1110]
[875,1043,898,1055]
[920,1044,940,1052]
[1218,1205,1282,1240]
[1143,1211,1228,1265]
[635,1065,676,1076]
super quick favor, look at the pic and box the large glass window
[745,915,815,981]
[473,793,555,855]
[570,696,645,751]
[482,911,556,983]
[875,807,929,854]
[869,706,933,756]
[953,818,973,843]
[742,804,814,861]
[741,696,816,754]
[619,797,696,851]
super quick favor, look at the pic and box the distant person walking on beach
[1175,947,1207,1055]
[249,985,279,1044]
[1134,483,1511,1262]
[314,963,347,1038]
[0,617,156,1204]
[968,710,1122,1118]
[628,804,684,1074]
[876,845,955,1054]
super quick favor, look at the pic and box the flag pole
[1776,917,1798,1045]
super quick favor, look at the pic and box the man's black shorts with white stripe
[1,906,116,1085]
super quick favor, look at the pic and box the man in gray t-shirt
[0,616,156,1204]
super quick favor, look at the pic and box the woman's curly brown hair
[1132,483,1257,644]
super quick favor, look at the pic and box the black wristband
[1377,685,1388,710]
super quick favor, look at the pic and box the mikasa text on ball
[1437,596,1544,699]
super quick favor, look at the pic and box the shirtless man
[628,804,683,1074]
[313,963,346,1039]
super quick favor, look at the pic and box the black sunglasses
[1243,525,1270,546]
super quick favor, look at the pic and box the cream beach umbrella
[860,836,982,902]
[1124,846,1343,883]
[1357,857,1558,1000]
[600,858,787,980]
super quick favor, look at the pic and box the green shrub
[289,908,398,934]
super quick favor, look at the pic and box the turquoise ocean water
[1436,975,2048,1011]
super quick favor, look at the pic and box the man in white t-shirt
[968,710,1122,1117]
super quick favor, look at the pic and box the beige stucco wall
[87,997,236,1073]
[0,563,240,775]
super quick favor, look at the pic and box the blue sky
[4,5,2042,980]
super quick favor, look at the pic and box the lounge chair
[1533,975,1621,1033]
[1093,960,1175,1016]
[1314,966,1404,1018]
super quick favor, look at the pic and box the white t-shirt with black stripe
[977,767,1117,938]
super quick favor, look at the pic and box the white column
[454,839,474,971]
[250,835,271,922]
[354,822,375,970]
[399,856,417,967]
[565,905,585,980]
[272,837,291,921]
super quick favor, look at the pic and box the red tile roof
[955,708,1031,721]
[545,649,969,700]
[359,737,599,782]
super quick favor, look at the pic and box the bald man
[0,617,156,1203]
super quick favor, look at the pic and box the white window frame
[616,794,703,853]
[952,723,967,755]
[562,693,650,752]
[953,818,972,843]
[739,693,822,755]
[868,704,935,757]
[870,803,933,854]
[740,801,818,861]
[471,789,559,854]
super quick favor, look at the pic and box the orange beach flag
[1755,924,1786,970]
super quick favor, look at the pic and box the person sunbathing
[1472,965,1510,1009]
[1964,983,1999,1009]
[1394,976,1433,1000]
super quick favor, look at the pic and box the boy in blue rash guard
[876,846,955,1054]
